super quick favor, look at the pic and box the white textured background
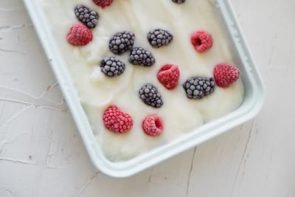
[0,0,295,196]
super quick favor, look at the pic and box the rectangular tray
[23,0,264,177]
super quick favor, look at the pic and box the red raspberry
[93,0,113,8]
[142,115,164,137]
[191,31,213,53]
[66,23,93,46]
[157,64,180,90]
[103,105,133,133]
[213,64,240,88]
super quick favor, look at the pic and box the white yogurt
[39,0,244,161]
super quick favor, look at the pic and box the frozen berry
[109,31,135,55]
[191,31,213,53]
[103,105,133,133]
[142,115,164,137]
[172,0,186,4]
[139,83,163,108]
[74,5,99,29]
[183,77,215,99]
[66,23,93,46]
[93,0,113,8]
[100,57,125,77]
[157,64,180,90]
[213,64,240,88]
[129,47,155,67]
[147,28,173,48]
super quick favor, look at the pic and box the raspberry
[157,64,180,90]
[129,47,155,67]
[183,77,215,99]
[213,64,240,88]
[172,0,186,4]
[74,5,99,29]
[142,115,164,137]
[100,56,125,77]
[66,23,93,46]
[191,31,213,53]
[103,105,133,133]
[139,83,163,108]
[92,0,113,8]
[109,31,135,55]
[147,29,173,48]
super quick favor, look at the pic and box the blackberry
[147,29,173,48]
[172,0,186,4]
[129,47,155,67]
[109,31,135,55]
[100,57,125,77]
[139,83,163,108]
[183,77,215,99]
[74,5,99,29]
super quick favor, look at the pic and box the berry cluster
[100,56,125,77]
[100,26,174,136]
[107,28,173,68]
[65,0,241,137]
[103,106,164,136]
[74,5,99,29]
[103,106,133,133]
[183,77,215,99]
[129,47,155,67]
[101,28,173,78]
[142,115,164,136]
[191,31,213,53]
[147,29,173,48]
[157,64,180,90]
[109,31,135,55]
[214,64,240,88]
[139,83,163,108]
[66,23,93,46]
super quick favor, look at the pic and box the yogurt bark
[39,0,244,161]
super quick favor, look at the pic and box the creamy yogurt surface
[39,0,244,161]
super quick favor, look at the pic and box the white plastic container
[23,0,264,178]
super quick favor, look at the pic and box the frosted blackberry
[139,84,163,108]
[183,77,215,99]
[109,31,135,55]
[74,5,99,29]
[129,47,155,67]
[100,57,125,77]
[147,28,173,48]
[172,0,186,4]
